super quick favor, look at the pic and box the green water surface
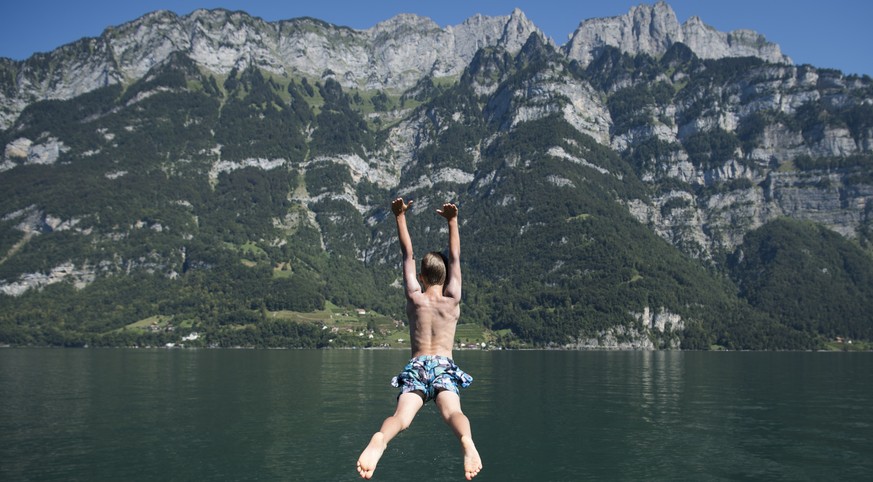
[1,349,870,480]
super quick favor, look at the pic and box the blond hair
[420,251,448,287]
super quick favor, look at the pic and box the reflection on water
[1,349,871,481]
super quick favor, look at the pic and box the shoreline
[2,344,870,352]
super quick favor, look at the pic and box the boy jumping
[356,197,482,480]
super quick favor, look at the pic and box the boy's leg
[357,392,424,479]
[435,391,482,480]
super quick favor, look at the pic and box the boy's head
[419,251,448,287]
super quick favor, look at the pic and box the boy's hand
[437,202,458,220]
[392,197,412,216]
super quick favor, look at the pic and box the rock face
[0,262,96,296]
[0,8,542,130]
[0,6,866,263]
[564,1,791,68]
[0,3,791,131]
[1,137,69,172]
[617,62,873,258]
[567,307,684,350]
[681,16,788,64]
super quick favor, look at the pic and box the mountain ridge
[565,1,790,67]
[1,3,871,350]
[1,3,786,131]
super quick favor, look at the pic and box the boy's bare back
[406,285,460,357]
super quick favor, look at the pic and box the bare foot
[356,432,386,479]
[461,435,482,480]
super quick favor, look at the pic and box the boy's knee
[446,407,465,418]
[437,403,465,421]
[440,411,460,423]
[391,414,414,431]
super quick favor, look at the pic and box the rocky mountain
[1,2,872,349]
[0,7,541,130]
[564,2,791,67]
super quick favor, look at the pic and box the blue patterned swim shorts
[391,355,473,402]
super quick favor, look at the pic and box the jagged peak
[105,9,179,33]
[187,8,267,24]
[137,9,180,22]
[0,3,796,132]
[99,8,185,47]
[680,14,790,64]
[499,7,544,53]
[275,15,358,35]
[629,0,680,23]
[505,7,531,28]
[684,15,708,28]
[652,1,677,15]
[565,1,789,68]
[368,13,441,34]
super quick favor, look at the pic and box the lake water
[1,349,871,481]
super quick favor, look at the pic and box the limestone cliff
[0,8,542,130]
[564,1,791,68]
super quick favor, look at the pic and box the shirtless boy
[356,197,482,480]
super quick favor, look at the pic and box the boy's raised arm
[437,203,461,300]
[392,198,420,298]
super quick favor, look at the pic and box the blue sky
[2,1,871,76]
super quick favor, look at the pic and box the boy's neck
[422,284,444,295]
